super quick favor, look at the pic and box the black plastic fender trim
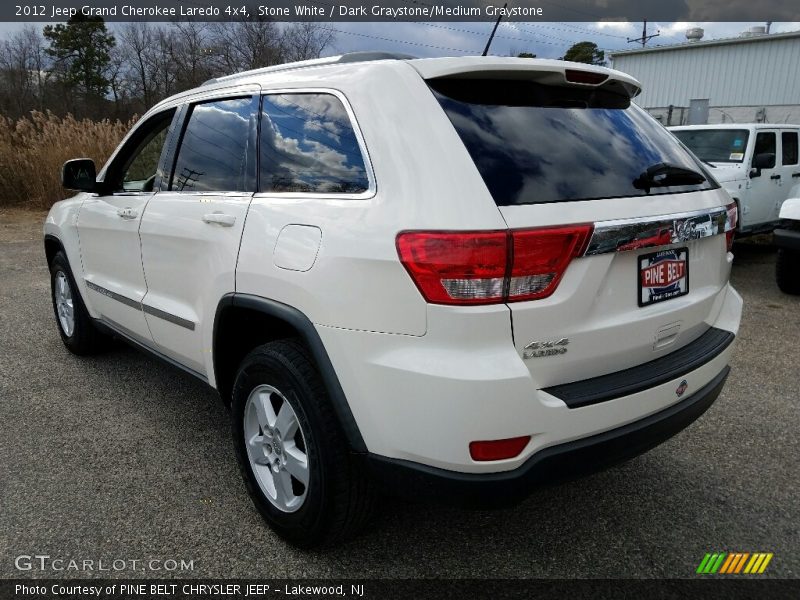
[214,293,367,453]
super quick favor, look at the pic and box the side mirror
[750,152,776,178]
[62,158,97,192]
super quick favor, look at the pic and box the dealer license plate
[638,248,689,307]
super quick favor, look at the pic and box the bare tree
[118,22,156,110]
[208,19,283,74]
[0,25,50,117]
[0,21,337,119]
[281,23,335,63]
[169,22,216,90]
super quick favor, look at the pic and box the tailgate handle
[654,323,681,350]
[770,174,781,180]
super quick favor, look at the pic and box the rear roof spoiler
[409,57,641,99]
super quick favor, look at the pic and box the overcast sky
[1,20,797,60]
[321,21,800,59]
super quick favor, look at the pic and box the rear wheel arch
[212,294,367,453]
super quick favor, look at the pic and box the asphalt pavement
[1,209,798,579]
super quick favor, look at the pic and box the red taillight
[725,202,738,251]
[469,436,531,461]
[395,230,508,305]
[509,225,593,302]
[396,225,593,306]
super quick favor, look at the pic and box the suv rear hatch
[410,59,736,389]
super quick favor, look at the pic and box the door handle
[770,174,781,180]
[117,207,138,220]
[792,172,800,178]
[202,212,236,227]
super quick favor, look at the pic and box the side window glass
[754,132,776,168]
[259,93,370,194]
[112,109,175,193]
[782,131,798,166]
[171,97,254,192]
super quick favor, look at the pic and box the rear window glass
[672,129,750,164]
[259,93,369,194]
[430,78,716,206]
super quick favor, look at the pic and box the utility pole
[482,3,507,56]
[627,19,660,47]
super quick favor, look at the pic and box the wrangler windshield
[672,129,750,164]
[429,78,716,206]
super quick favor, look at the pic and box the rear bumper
[364,366,730,508]
[774,228,800,251]
[318,284,742,472]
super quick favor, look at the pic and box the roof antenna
[482,3,507,56]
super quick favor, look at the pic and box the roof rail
[202,52,417,86]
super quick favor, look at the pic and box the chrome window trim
[584,205,731,256]
[253,87,377,201]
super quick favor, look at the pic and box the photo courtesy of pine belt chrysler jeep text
[44,53,743,548]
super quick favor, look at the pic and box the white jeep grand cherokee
[44,53,743,547]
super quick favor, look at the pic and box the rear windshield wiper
[633,162,706,194]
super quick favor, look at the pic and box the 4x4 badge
[523,338,569,359]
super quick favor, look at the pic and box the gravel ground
[1,208,798,579]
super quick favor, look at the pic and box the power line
[553,22,630,39]
[503,22,617,52]
[322,26,478,54]
[415,21,623,54]
[627,20,660,47]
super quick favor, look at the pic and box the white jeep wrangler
[670,124,800,235]
[45,53,742,547]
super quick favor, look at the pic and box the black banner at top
[4,0,800,22]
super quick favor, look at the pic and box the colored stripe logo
[697,552,773,574]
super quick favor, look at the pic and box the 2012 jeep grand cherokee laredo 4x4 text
[44,53,743,547]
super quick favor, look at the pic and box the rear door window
[782,131,798,165]
[429,78,716,206]
[259,93,370,194]
[754,132,777,168]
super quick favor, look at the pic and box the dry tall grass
[0,112,134,209]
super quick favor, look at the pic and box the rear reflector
[564,69,609,85]
[725,202,738,251]
[469,436,531,461]
[396,225,593,305]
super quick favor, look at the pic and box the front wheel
[49,251,108,354]
[231,339,375,548]
[776,248,800,295]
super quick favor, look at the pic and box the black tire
[231,339,375,548]
[49,250,108,355]
[776,248,800,295]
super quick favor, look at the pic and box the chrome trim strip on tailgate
[584,205,731,256]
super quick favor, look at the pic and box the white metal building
[610,30,800,126]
